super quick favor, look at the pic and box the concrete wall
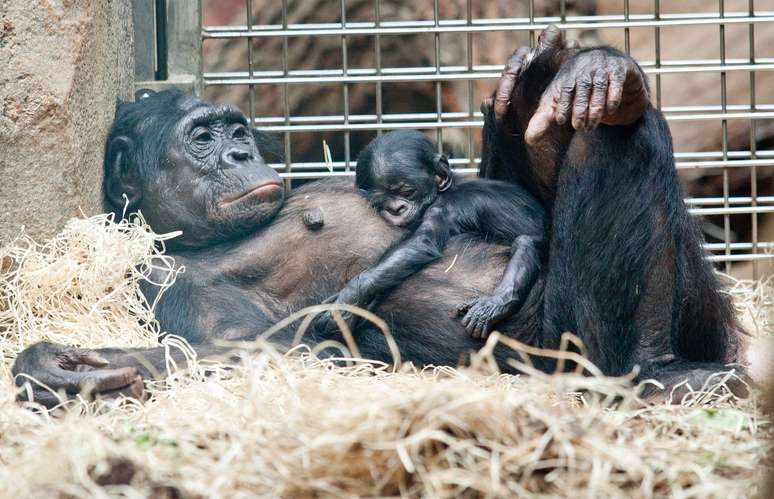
[0,0,134,244]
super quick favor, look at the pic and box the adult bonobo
[12,26,747,407]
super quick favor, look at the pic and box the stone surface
[0,0,134,244]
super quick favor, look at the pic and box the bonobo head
[355,130,452,227]
[103,89,284,249]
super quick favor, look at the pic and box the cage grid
[200,1,774,274]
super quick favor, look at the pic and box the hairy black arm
[456,234,543,338]
[340,205,451,306]
[12,264,283,408]
[314,206,452,332]
[450,180,546,338]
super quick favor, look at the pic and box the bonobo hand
[312,279,370,338]
[12,342,144,408]
[455,294,522,339]
[488,25,649,144]
[525,46,649,144]
[491,25,579,125]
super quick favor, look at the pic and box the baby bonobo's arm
[336,205,451,309]
[456,234,543,338]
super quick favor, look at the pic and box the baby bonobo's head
[355,130,452,227]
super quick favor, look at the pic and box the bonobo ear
[134,89,157,101]
[433,153,452,192]
[104,136,142,216]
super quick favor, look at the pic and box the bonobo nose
[385,200,409,216]
[227,149,251,162]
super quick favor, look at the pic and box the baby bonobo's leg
[456,234,543,339]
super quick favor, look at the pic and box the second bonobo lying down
[317,129,546,338]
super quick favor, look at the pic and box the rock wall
[0,0,134,244]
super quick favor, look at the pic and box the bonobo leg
[538,109,744,394]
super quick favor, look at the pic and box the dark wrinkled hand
[12,342,143,409]
[525,46,649,144]
[455,294,521,339]
[490,24,579,126]
[312,283,367,337]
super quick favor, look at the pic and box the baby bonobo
[319,129,546,339]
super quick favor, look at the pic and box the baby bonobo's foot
[455,295,520,339]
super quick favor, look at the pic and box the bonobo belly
[211,179,532,333]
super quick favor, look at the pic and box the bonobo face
[359,162,438,227]
[355,130,451,228]
[155,99,283,238]
[104,91,285,249]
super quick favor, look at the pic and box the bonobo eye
[232,125,248,140]
[400,187,417,198]
[193,129,213,143]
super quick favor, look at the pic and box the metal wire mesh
[200,0,774,274]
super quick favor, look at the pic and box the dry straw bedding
[0,215,771,498]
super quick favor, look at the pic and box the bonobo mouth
[220,181,283,208]
[380,209,415,228]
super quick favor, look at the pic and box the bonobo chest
[206,179,404,308]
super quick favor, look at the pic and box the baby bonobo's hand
[455,294,522,339]
[312,282,367,337]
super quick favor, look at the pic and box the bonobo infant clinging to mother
[314,129,546,338]
[11,26,750,407]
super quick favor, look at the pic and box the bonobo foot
[12,342,144,409]
[455,294,523,339]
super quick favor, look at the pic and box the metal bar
[282,0,291,190]
[374,0,383,137]
[202,14,774,38]
[341,0,351,171]
[624,0,630,54]
[654,0,661,108]
[202,63,774,86]
[434,0,442,152]
[749,0,759,279]
[466,0,474,169]
[245,0,255,125]
[719,0,731,272]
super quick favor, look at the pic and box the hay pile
[0,215,771,498]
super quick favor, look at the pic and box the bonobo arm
[12,266,282,408]
[315,206,451,331]
[456,234,543,338]
[341,205,450,306]
[11,340,240,408]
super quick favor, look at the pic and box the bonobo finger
[564,38,580,49]
[66,366,139,395]
[494,46,532,122]
[587,70,610,129]
[554,79,575,126]
[606,64,626,116]
[97,374,146,402]
[455,298,475,316]
[524,89,557,145]
[571,72,594,130]
[480,96,494,116]
[536,24,564,54]
[72,348,110,368]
